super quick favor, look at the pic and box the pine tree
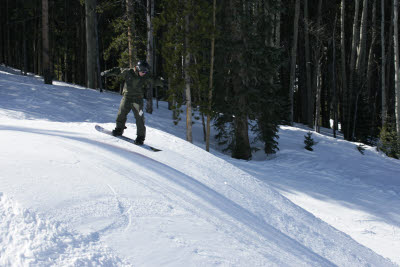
[304,131,317,151]
[378,122,400,159]
[213,0,282,159]
[156,0,214,143]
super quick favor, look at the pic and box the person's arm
[152,76,165,87]
[100,67,122,77]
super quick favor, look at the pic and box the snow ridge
[0,192,129,266]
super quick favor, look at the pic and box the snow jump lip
[1,124,334,266]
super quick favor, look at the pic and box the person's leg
[131,97,146,142]
[114,96,132,135]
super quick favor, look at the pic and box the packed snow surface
[0,66,399,266]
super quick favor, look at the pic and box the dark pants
[116,96,146,139]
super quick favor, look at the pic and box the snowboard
[95,125,162,152]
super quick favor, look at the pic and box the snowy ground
[0,65,399,266]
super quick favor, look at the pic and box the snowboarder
[101,60,164,145]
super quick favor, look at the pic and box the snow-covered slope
[0,66,398,266]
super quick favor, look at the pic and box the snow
[0,65,399,266]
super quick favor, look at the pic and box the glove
[101,71,105,76]
[160,77,164,81]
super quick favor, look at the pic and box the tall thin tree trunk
[206,0,216,152]
[0,4,3,64]
[275,1,281,48]
[23,21,28,76]
[352,0,368,140]
[382,0,387,126]
[42,0,52,84]
[82,5,87,85]
[232,0,251,160]
[304,0,313,128]
[289,0,300,125]
[126,0,137,68]
[347,0,361,139]
[394,0,400,136]
[64,0,68,82]
[314,0,323,133]
[332,14,338,138]
[33,8,38,75]
[95,12,102,92]
[386,1,394,101]
[6,0,11,66]
[340,0,347,134]
[315,61,322,132]
[146,0,154,113]
[356,0,368,74]
[367,0,377,131]
[85,0,96,89]
[38,16,42,75]
[184,1,192,143]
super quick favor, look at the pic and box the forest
[1,0,400,160]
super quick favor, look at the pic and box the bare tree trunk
[95,12,102,92]
[304,0,313,128]
[23,21,27,76]
[127,0,133,68]
[184,1,192,143]
[85,0,96,89]
[394,0,400,136]
[387,0,394,102]
[229,0,251,160]
[126,0,137,68]
[275,1,281,48]
[6,0,11,66]
[289,0,300,125]
[347,0,360,139]
[340,0,347,133]
[356,0,368,73]
[146,0,154,113]
[0,4,3,64]
[33,9,38,75]
[64,0,69,82]
[42,0,52,84]
[0,3,4,65]
[315,61,322,132]
[382,0,387,126]
[332,14,338,138]
[352,0,368,140]
[206,0,216,152]
[38,17,42,75]
[313,0,323,133]
[367,0,377,130]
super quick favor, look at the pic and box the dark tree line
[1,0,399,159]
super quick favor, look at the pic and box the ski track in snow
[0,66,399,266]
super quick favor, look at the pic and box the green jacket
[103,67,163,98]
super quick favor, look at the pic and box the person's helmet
[136,60,150,73]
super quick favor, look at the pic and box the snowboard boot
[134,136,145,145]
[112,127,124,136]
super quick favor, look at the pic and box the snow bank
[0,192,129,266]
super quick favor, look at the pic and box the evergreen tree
[304,131,317,151]
[378,122,400,159]
[2,0,400,160]
[155,0,214,140]
[214,0,282,159]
